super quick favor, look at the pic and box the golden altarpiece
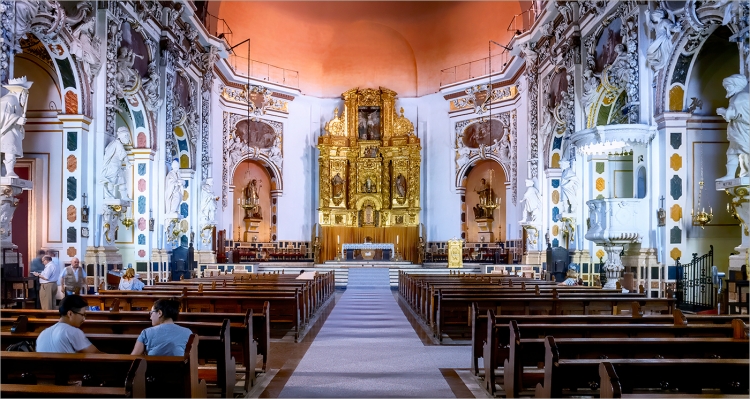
[317,88,421,262]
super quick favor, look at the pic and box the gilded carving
[325,108,346,136]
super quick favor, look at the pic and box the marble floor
[247,268,488,398]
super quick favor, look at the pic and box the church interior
[1,0,749,397]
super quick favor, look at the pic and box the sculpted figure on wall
[69,14,101,87]
[645,8,680,72]
[200,177,218,225]
[332,173,345,198]
[165,159,182,216]
[142,62,163,111]
[115,47,142,97]
[395,174,407,197]
[520,178,541,223]
[0,77,32,178]
[100,127,132,199]
[560,160,580,214]
[716,74,750,180]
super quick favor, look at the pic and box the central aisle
[278,268,459,398]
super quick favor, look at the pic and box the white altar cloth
[342,243,395,257]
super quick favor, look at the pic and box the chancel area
[0,0,749,398]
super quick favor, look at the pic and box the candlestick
[396,235,399,244]
[337,235,340,244]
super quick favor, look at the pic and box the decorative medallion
[670,204,682,222]
[670,175,683,200]
[64,91,78,114]
[670,247,682,261]
[67,205,76,223]
[138,179,146,192]
[669,154,682,171]
[552,225,560,236]
[670,132,682,150]
[138,217,147,231]
[596,177,605,191]
[552,191,560,204]
[595,249,606,260]
[67,247,77,257]
[66,155,77,173]
[670,226,682,244]
[595,162,605,174]
[138,249,146,257]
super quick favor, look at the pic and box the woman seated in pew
[558,264,580,286]
[131,298,192,356]
[119,267,144,291]
[37,295,101,353]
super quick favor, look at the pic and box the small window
[636,166,647,198]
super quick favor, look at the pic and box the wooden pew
[497,319,750,397]
[1,355,145,398]
[599,361,749,398]
[1,334,206,398]
[470,305,749,376]
[1,333,209,398]
[534,337,749,398]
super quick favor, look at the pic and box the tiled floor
[248,269,485,398]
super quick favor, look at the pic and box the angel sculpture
[645,8,681,72]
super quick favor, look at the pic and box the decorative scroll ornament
[451,84,518,114]
[392,108,414,136]
[521,42,539,179]
[200,46,218,180]
[221,84,288,115]
[324,108,346,136]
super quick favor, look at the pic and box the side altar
[318,87,421,262]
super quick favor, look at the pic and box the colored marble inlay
[551,179,560,189]
[670,133,682,150]
[137,132,147,148]
[138,163,146,176]
[670,204,682,222]
[670,226,682,244]
[138,234,146,245]
[67,131,77,151]
[552,238,559,247]
[138,217,146,231]
[669,154,682,171]
[595,162,605,174]
[180,154,190,168]
[595,177,605,191]
[64,91,78,114]
[551,153,560,169]
[552,225,559,236]
[670,175,682,200]
[552,136,563,150]
[595,249,605,260]
[67,247,77,257]
[672,53,692,85]
[552,190,560,204]
[138,249,146,258]
[596,194,605,199]
[670,247,682,261]
[138,196,146,214]
[67,227,76,243]
[66,205,76,223]
[669,85,684,112]
[182,190,189,201]
[138,179,146,192]
[66,155,77,172]
[180,203,189,218]
[552,207,560,222]
[55,58,76,89]
[66,177,76,200]
[133,110,145,128]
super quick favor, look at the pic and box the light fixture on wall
[691,148,712,229]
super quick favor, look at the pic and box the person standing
[58,257,87,296]
[29,250,46,273]
[33,255,61,310]
[36,295,100,353]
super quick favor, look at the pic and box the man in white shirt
[33,255,61,310]
[58,257,88,295]
[37,295,100,353]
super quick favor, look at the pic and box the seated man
[558,264,580,286]
[131,298,192,356]
[36,295,100,353]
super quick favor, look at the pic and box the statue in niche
[165,159,182,216]
[362,177,375,194]
[200,177,218,225]
[100,127,132,199]
[0,77,32,178]
[395,174,407,198]
[520,178,541,223]
[472,178,496,220]
[331,173,345,198]
[559,160,580,214]
[367,111,380,140]
[243,179,262,218]
[142,63,163,112]
[645,8,680,72]
[115,47,142,97]
[358,111,367,140]
[716,74,750,180]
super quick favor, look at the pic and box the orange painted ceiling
[214,1,526,97]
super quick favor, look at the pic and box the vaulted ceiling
[212,1,527,97]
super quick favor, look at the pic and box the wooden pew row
[1,303,271,390]
[496,319,750,397]
[535,337,749,398]
[599,361,749,398]
[82,293,302,340]
[470,304,749,376]
[437,295,675,341]
[1,335,207,398]
[1,357,145,398]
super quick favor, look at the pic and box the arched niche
[460,160,507,242]
[233,160,274,242]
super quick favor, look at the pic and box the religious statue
[268,136,283,168]
[581,69,600,113]
[226,136,244,168]
[165,159,182,216]
[362,177,375,193]
[367,112,380,140]
[472,178,496,219]
[331,173,345,198]
[142,62,163,112]
[312,236,321,264]
[358,111,367,140]
[200,177,218,225]
[519,178,541,223]
[245,179,260,204]
[69,13,101,87]
[560,160,580,214]
[0,77,32,178]
[645,8,680,72]
[100,127,131,199]
[716,74,750,180]
[608,44,631,86]
[114,47,142,97]
[395,174,407,197]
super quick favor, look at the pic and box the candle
[337,235,340,244]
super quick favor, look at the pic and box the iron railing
[228,54,300,89]
[202,11,233,41]
[675,245,715,312]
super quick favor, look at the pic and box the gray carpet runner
[278,268,459,398]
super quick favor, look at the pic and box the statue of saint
[331,173,344,198]
[100,127,131,199]
[560,160,580,214]
[114,47,141,96]
[395,174,407,197]
[716,74,750,180]
[245,179,260,205]
[358,111,367,140]
[200,177,218,224]
[645,8,680,72]
[520,178,541,224]
[367,111,380,140]
[165,159,182,216]
[0,77,32,178]
[474,178,494,205]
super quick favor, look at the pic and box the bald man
[58,258,88,296]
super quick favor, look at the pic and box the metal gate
[675,245,715,312]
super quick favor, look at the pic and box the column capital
[57,114,93,130]
[132,149,157,160]
[654,112,691,129]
